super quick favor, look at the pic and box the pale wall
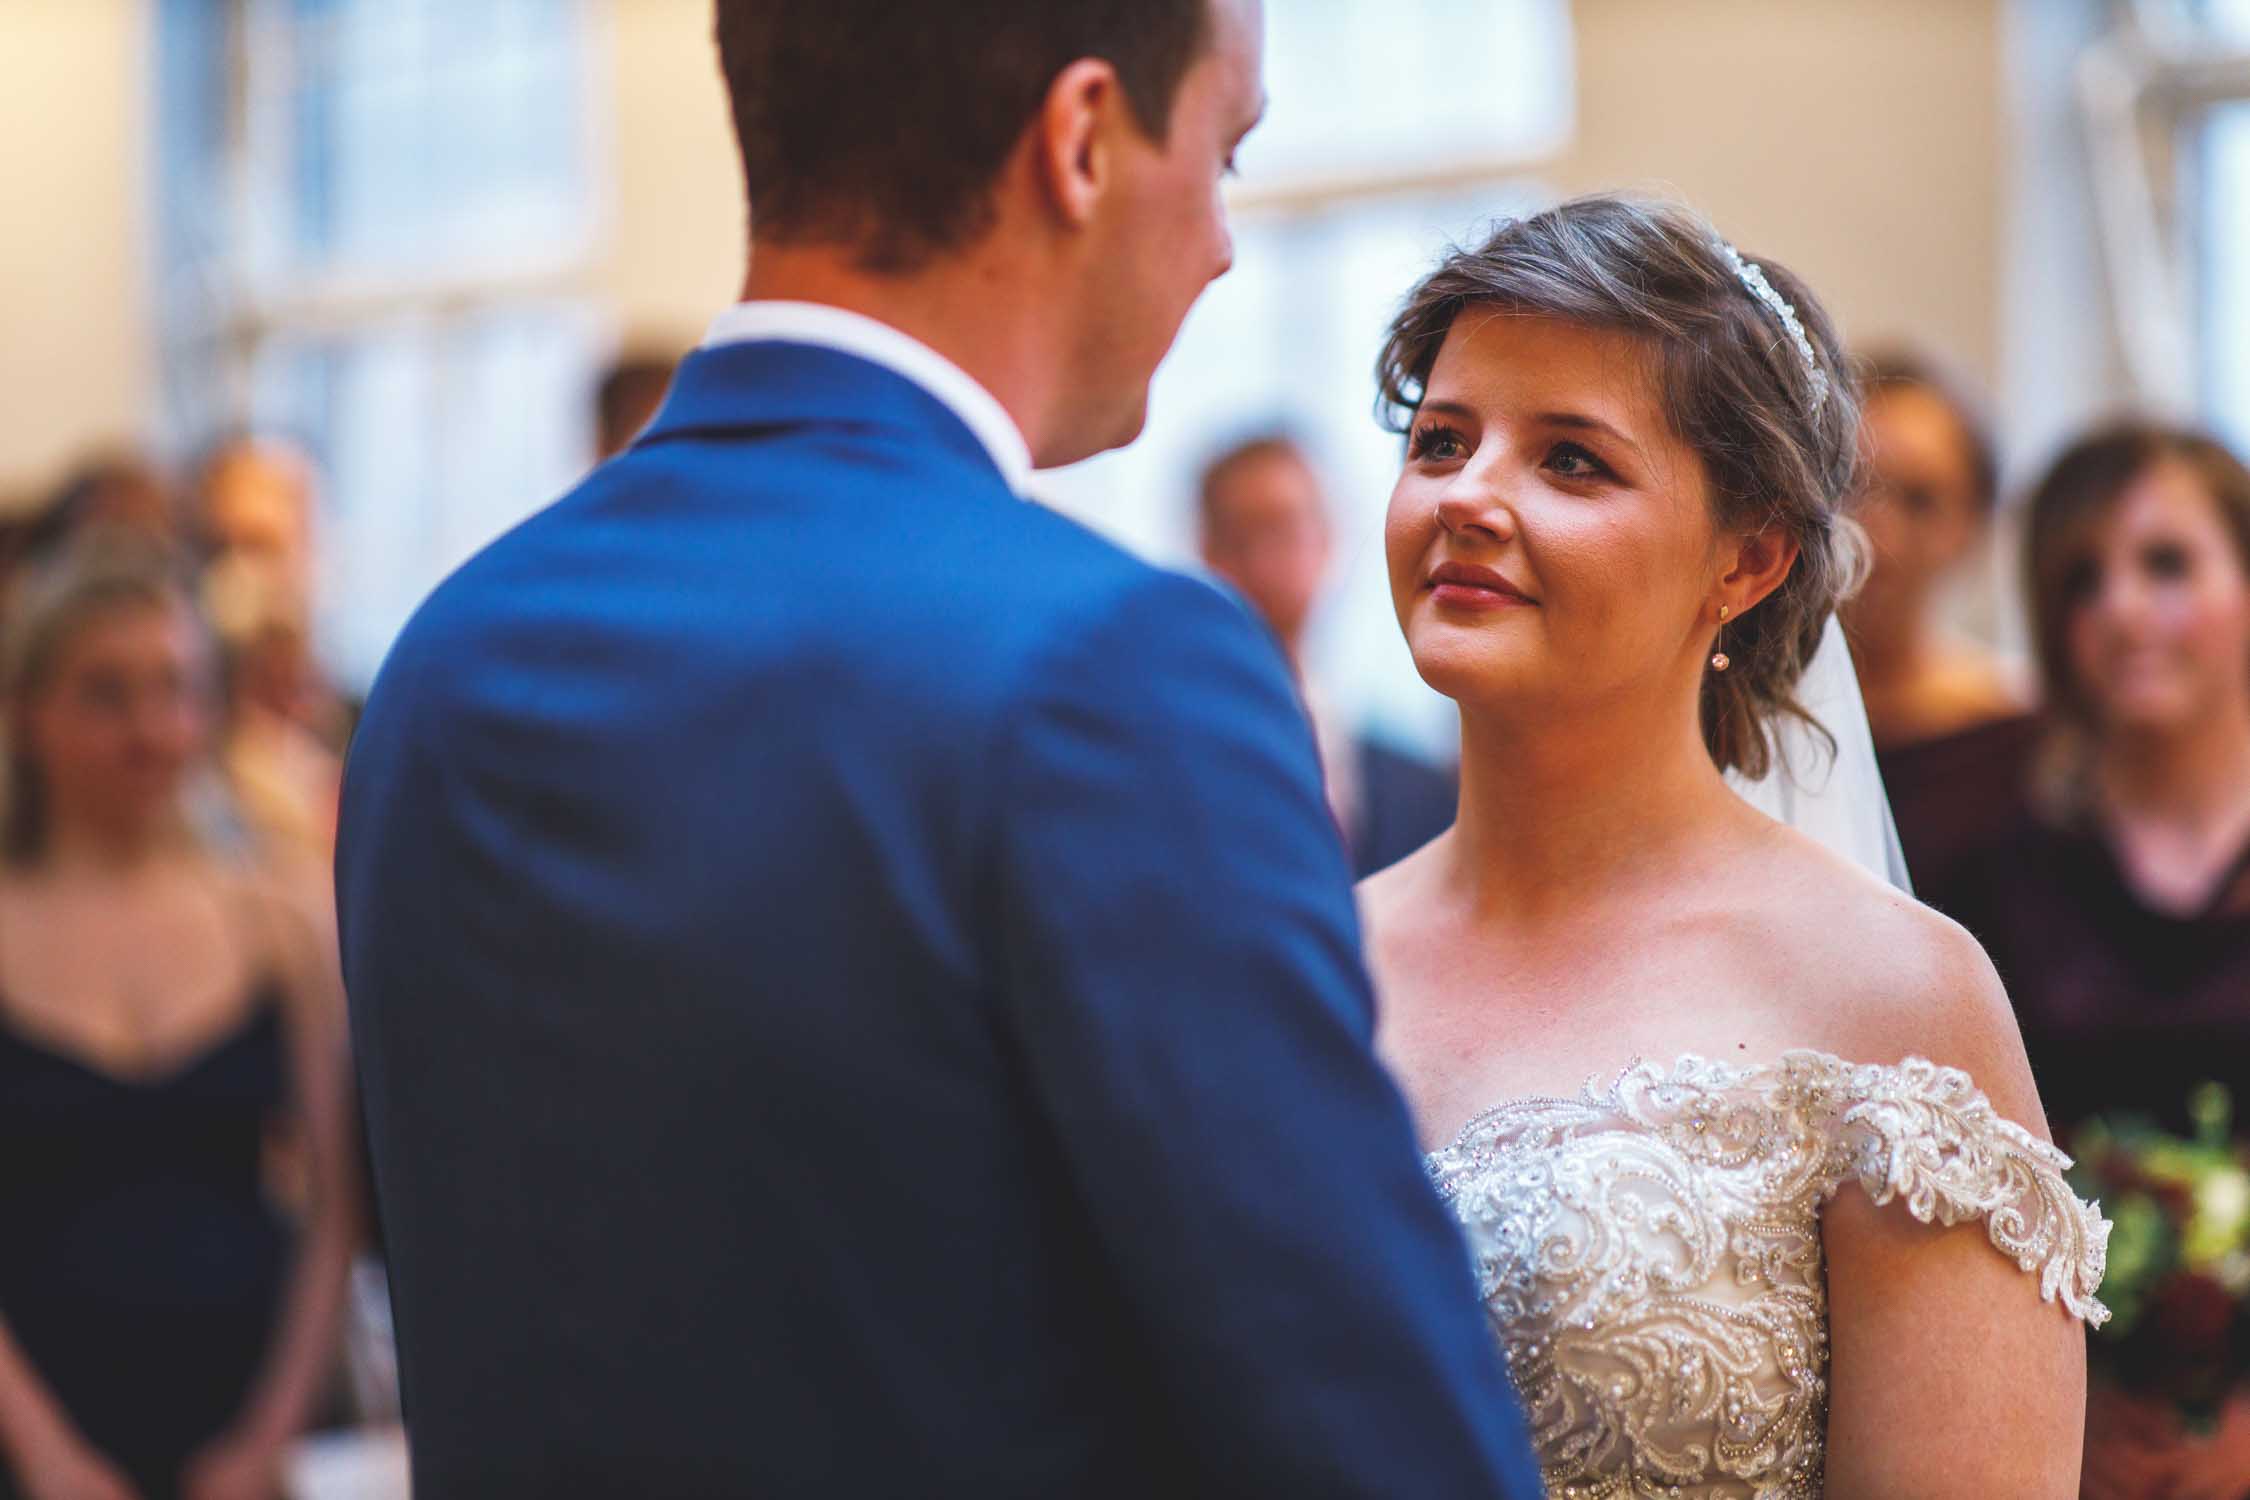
[597,0,744,351]
[0,0,152,503]
[1551,0,2005,391]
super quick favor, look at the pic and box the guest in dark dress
[1841,350,2036,894]
[0,545,358,1500]
[1196,432,1457,877]
[1930,424,2250,1500]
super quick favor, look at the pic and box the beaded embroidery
[1426,1052,2111,1498]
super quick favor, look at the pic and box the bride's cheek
[1383,494,1429,596]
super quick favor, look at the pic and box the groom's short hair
[715,1,1211,273]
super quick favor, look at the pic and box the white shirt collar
[701,300,1034,496]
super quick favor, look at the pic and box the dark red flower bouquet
[2069,1082,2250,1428]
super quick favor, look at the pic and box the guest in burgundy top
[1930,422,2250,1498]
[1936,816,2250,1137]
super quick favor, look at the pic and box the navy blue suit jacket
[336,339,1540,1498]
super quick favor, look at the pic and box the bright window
[2207,104,2250,453]
[157,0,603,691]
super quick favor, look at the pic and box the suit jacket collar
[641,305,1032,496]
[706,302,1032,491]
[637,340,1015,493]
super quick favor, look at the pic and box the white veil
[1724,614,1912,893]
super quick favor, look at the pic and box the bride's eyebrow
[1414,399,1477,424]
[1535,411,1648,466]
[1535,411,1628,444]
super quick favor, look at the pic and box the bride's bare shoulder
[1732,822,2044,1131]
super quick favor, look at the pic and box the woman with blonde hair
[0,544,358,1500]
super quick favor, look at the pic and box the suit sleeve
[992,569,1542,1498]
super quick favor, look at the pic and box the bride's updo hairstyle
[1376,194,1863,779]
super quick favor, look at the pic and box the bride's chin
[1407,644,1543,706]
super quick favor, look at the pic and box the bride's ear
[1719,523,1800,617]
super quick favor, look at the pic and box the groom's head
[715,0,1265,466]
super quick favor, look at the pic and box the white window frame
[2076,0,2250,417]
[154,0,610,688]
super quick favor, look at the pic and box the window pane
[254,304,601,691]
[161,0,604,692]
[2206,103,2250,453]
[2199,0,2250,41]
[251,0,590,280]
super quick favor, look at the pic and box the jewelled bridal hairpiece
[1718,242,1829,414]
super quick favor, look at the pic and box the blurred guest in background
[190,439,316,610]
[1933,424,2250,1499]
[1197,433,1455,876]
[592,352,678,462]
[1941,423,2250,1125]
[1,452,180,617]
[1843,350,2037,893]
[1848,351,2020,740]
[189,437,345,864]
[214,591,341,868]
[0,507,29,605]
[0,544,358,1500]
[29,452,177,556]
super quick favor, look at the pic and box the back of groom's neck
[741,241,1055,459]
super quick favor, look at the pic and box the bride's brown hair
[1374,194,1864,779]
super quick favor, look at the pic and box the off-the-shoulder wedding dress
[1426,1051,2112,1498]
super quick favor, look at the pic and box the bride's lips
[1426,560,1537,610]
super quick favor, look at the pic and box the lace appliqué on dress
[1425,1051,2110,1499]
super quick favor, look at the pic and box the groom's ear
[1721,524,1801,617]
[1031,60,1120,230]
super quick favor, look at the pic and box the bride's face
[1386,312,1723,713]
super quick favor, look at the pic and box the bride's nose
[1435,480,1519,546]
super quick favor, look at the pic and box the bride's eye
[1545,441,1613,481]
[1409,422,1468,462]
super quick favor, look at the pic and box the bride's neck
[1446,694,1738,918]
